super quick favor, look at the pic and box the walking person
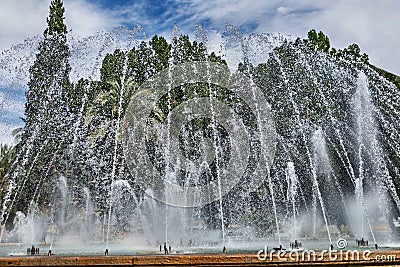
[164,242,168,254]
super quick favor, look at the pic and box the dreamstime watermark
[123,61,277,207]
[257,239,396,262]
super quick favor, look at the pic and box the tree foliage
[4,0,72,219]
[44,0,67,36]
[307,29,330,53]
[306,29,369,65]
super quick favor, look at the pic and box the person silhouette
[164,242,168,254]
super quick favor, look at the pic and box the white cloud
[0,0,117,51]
[0,0,48,50]
[311,0,400,75]
[64,0,119,37]
[169,0,400,75]
[2,0,397,73]
[276,7,289,15]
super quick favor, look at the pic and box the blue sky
[1,0,399,72]
[0,0,399,144]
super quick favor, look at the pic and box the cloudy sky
[0,0,399,144]
[1,0,399,73]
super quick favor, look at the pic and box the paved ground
[0,250,400,266]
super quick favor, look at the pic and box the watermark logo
[257,247,370,262]
[336,238,347,249]
[257,239,396,262]
[123,61,276,207]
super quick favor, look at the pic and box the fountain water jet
[105,60,129,250]
[225,25,281,246]
[285,162,298,240]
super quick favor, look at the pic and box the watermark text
[257,246,396,262]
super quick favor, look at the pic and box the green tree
[84,35,228,221]
[336,43,369,64]
[45,0,67,36]
[25,0,71,128]
[149,35,171,72]
[307,29,330,53]
[8,0,72,219]
[306,29,369,65]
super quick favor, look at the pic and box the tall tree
[11,0,72,216]
[25,0,70,131]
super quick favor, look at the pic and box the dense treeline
[0,0,229,232]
